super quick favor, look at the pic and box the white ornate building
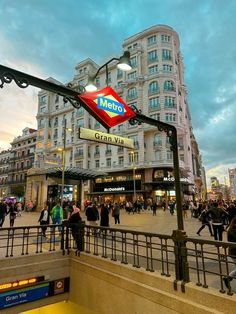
[33,25,205,206]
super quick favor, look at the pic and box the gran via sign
[79,127,134,149]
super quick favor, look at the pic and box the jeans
[212,224,223,241]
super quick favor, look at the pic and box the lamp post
[131,151,136,203]
[58,119,72,209]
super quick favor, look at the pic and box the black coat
[228,228,236,257]
[100,207,109,227]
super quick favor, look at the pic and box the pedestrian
[208,201,228,241]
[223,217,236,289]
[100,203,109,228]
[0,200,8,227]
[51,202,63,233]
[113,202,120,224]
[85,202,99,227]
[8,203,17,227]
[68,204,83,251]
[196,205,213,236]
[151,201,158,216]
[182,202,189,219]
[38,204,50,237]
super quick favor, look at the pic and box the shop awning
[28,167,107,180]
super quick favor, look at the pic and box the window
[118,156,124,165]
[130,56,137,68]
[39,95,47,105]
[150,113,160,120]
[95,160,100,168]
[154,151,161,161]
[167,150,173,160]
[76,119,84,128]
[127,71,136,80]
[106,158,111,167]
[95,77,100,87]
[148,81,159,93]
[165,113,176,122]
[53,129,58,139]
[148,65,158,74]
[147,35,157,45]
[118,124,123,133]
[149,97,160,109]
[117,69,123,79]
[162,49,171,60]
[78,79,86,86]
[55,95,59,103]
[129,135,138,149]
[76,107,84,116]
[55,105,59,110]
[54,117,58,126]
[40,106,46,113]
[161,34,171,42]
[127,87,137,99]
[164,80,174,91]
[166,136,171,144]
[154,134,161,145]
[163,64,172,72]
[38,118,44,128]
[76,161,83,168]
[148,50,157,62]
[107,72,111,83]
[164,96,175,107]
[95,146,100,155]
[117,81,123,87]
[106,144,112,154]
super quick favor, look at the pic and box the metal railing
[1,223,236,296]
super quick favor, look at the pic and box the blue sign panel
[97,96,124,115]
[0,283,49,309]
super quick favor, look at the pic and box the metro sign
[78,86,136,128]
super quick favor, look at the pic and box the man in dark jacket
[0,200,7,227]
[85,202,99,226]
[208,202,228,241]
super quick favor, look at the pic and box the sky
[0,0,235,187]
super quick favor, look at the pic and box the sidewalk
[1,209,227,240]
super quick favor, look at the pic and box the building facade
[0,150,10,199]
[33,25,204,207]
[7,128,37,200]
[229,168,236,200]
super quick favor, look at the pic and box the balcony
[94,152,100,158]
[74,152,84,159]
[105,150,112,156]
[153,142,162,149]
[148,89,160,96]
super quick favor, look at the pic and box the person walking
[51,202,63,233]
[68,205,83,251]
[85,202,99,227]
[223,217,236,289]
[0,200,8,227]
[196,205,213,236]
[100,203,109,228]
[208,201,228,241]
[38,204,50,237]
[113,202,120,224]
[8,203,17,227]
[151,201,158,216]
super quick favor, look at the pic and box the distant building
[8,128,37,200]
[229,168,236,200]
[0,149,11,199]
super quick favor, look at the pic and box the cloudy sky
[0,0,235,186]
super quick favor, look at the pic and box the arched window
[148,81,159,93]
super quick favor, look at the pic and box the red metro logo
[79,86,136,128]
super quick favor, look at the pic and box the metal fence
[0,223,236,296]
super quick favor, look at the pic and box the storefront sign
[79,127,134,149]
[163,177,188,182]
[104,187,125,192]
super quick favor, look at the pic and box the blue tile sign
[0,282,49,309]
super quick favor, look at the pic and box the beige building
[0,149,10,199]
[7,128,37,201]
[229,168,236,200]
[32,24,204,207]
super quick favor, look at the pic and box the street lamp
[131,150,136,202]
[58,119,72,209]
[85,51,132,92]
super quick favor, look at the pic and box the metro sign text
[97,96,124,115]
